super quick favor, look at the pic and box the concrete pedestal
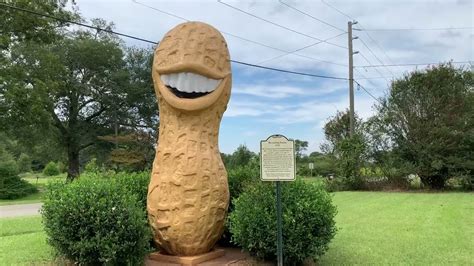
[148,249,225,266]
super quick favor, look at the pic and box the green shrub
[17,153,32,173]
[219,164,259,246]
[41,178,151,265]
[228,164,259,210]
[229,179,337,264]
[113,171,150,210]
[43,161,60,176]
[0,148,37,199]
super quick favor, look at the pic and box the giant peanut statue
[147,22,231,256]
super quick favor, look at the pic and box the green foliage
[229,179,337,264]
[335,134,367,189]
[2,21,157,180]
[42,162,60,176]
[0,147,37,199]
[375,63,473,189]
[41,177,151,265]
[17,153,31,173]
[292,139,308,161]
[322,110,368,189]
[321,110,363,154]
[113,171,150,211]
[224,144,256,169]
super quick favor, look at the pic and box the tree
[322,110,367,183]
[225,144,256,169]
[292,139,308,161]
[0,0,77,54]
[1,24,157,180]
[375,63,473,189]
[321,110,362,154]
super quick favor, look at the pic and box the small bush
[0,148,37,199]
[41,178,151,265]
[229,179,337,264]
[113,171,150,210]
[43,161,60,176]
[17,153,32,173]
[219,164,259,246]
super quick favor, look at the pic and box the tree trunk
[66,145,80,182]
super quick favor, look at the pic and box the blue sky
[73,0,473,153]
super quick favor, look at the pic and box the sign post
[309,162,314,177]
[260,135,296,266]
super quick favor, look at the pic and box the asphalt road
[0,203,42,218]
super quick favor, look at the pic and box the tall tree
[376,63,473,189]
[292,139,308,161]
[0,0,77,53]
[3,27,131,180]
[322,110,367,181]
[321,110,362,154]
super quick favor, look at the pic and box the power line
[355,61,472,67]
[258,32,346,64]
[357,26,405,74]
[321,0,402,75]
[358,52,391,84]
[132,0,348,67]
[278,0,346,32]
[1,2,349,81]
[354,80,383,104]
[230,61,348,80]
[321,0,353,20]
[358,38,396,77]
[0,2,158,45]
[356,26,474,31]
[217,0,348,49]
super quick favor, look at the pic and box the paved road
[0,203,43,218]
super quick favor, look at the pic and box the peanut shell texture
[147,21,232,256]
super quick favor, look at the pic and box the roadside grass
[0,192,472,265]
[0,173,66,206]
[319,192,474,265]
[0,216,53,265]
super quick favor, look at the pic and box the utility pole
[348,21,358,137]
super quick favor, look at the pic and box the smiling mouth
[161,72,222,99]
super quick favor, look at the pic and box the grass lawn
[0,216,53,265]
[0,173,66,206]
[319,192,474,265]
[0,192,472,265]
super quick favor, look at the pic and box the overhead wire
[217,0,348,49]
[358,38,396,77]
[1,2,349,81]
[358,52,391,84]
[354,80,383,104]
[278,0,346,32]
[132,0,348,67]
[257,32,346,64]
[321,0,403,75]
[355,61,472,67]
[356,26,474,31]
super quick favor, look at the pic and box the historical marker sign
[260,135,296,181]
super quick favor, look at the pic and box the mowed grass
[0,192,472,265]
[0,216,53,265]
[0,173,66,206]
[319,192,474,265]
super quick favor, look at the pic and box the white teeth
[160,72,221,93]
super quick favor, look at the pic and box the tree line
[1,1,157,181]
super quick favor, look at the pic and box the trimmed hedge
[41,176,151,265]
[229,179,337,264]
[43,161,60,176]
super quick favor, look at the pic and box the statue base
[148,249,225,266]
